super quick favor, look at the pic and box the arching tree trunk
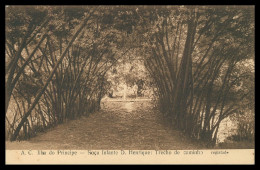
[10,16,91,141]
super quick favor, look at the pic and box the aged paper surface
[5,149,255,164]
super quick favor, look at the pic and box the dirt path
[6,101,204,150]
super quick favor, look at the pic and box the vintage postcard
[5,5,255,164]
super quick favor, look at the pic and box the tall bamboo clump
[5,6,122,141]
[142,6,254,145]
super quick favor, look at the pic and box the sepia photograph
[5,5,255,164]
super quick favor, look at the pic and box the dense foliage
[6,6,254,145]
[133,6,254,145]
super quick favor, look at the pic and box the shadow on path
[6,101,204,150]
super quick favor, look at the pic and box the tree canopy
[5,6,254,145]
